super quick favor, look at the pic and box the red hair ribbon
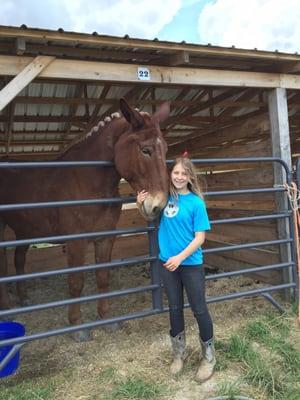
[182,150,189,157]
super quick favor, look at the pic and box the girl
[137,156,215,382]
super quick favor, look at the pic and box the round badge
[164,201,179,218]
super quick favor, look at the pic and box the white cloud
[198,0,300,53]
[0,0,181,39]
[64,0,182,38]
[1,0,70,30]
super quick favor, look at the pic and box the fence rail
[0,156,297,375]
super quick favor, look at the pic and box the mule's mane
[84,112,121,141]
[60,108,152,160]
[59,112,124,159]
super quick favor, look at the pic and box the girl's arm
[163,231,206,271]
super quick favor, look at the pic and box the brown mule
[0,98,170,341]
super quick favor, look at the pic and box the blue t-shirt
[158,192,210,265]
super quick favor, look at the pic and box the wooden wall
[193,114,281,283]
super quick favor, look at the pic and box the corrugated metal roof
[0,25,299,159]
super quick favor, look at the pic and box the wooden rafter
[164,88,241,129]
[216,88,259,119]
[87,84,111,127]
[60,85,148,155]
[59,82,86,151]
[155,51,190,66]
[5,100,15,155]
[0,115,89,123]
[12,95,268,108]
[0,56,55,111]
[167,108,268,155]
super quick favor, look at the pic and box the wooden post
[268,88,293,299]
[0,56,55,112]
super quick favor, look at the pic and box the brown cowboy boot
[169,330,186,375]
[195,337,216,382]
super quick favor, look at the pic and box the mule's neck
[61,117,128,162]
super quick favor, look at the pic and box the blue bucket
[0,321,25,378]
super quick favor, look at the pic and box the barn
[0,24,298,356]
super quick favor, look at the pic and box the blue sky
[158,0,209,44]
[1,0,300,53]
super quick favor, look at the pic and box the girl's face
[171,162,190,194]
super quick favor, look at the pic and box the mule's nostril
[152,206,159,215]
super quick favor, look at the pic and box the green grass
[216,380,244,399]
[97,366,118,383]
[244,314,290,342]
[214,339,230,372]
[217,313,300,400]
[107,377,166,400]
[0,380,55,400]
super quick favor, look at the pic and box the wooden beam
[168,88,205,127]
[61,85,148,154]
[279,61,300,74]
[5,101,15,155]
[13,96,267,108]
[167,108,268,152]
[268,89,291,172]
[0,139,66,146]
[0,151,61,159]
[1,130,79,136]
[156,51,190,66]
[268,88,293,298]
[1,56,300,89]
[15,37,26,55]
[59,82,86,151]
[0,115,89,123]
[87,84,111,127]
[164,88,240,129]
[217,88,258,119]
[1,26,300,62]
[24,43,161,62]
[0,56,55,111]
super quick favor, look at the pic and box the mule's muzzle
[141,193,167,221]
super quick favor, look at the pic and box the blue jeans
[160,262,213,341]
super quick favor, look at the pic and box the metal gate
[0,157,298,374]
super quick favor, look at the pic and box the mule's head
[114,98,170,221]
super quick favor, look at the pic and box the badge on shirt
[164,201,179,218]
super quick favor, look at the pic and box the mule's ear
[153,101,170,124]
[120,97,145,129]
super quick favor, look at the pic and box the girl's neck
[176,188,190,195]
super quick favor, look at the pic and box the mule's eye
[141,147,152,157]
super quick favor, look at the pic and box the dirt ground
[1,264,298,399]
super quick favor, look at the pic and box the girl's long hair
[169,157,206,200]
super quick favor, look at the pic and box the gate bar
[203,238,292,254]
[0,282,295,349]
[205,262,294,280]
[148,220,163,310]
[0,284,159,318]
[0,156,296,375]
[0,188,285,212]
[0,226,154,248]
[0,255,156,284]
[211,212,290,224]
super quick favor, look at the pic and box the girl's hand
[163,255,183,272]
[136,190,149,205]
